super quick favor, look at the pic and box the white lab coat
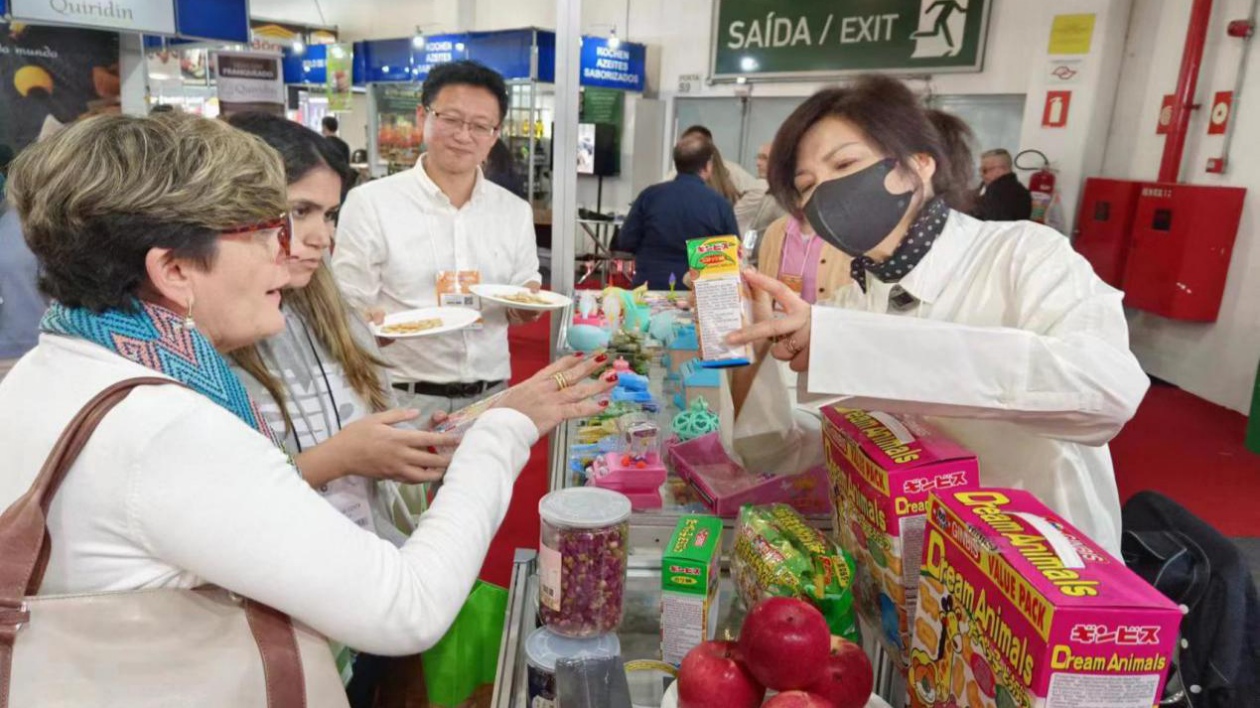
[732,210,1148,557]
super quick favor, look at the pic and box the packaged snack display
[538,488,632,637]
[822,407,979,666]
[732,504,860,642]
[910,489,1181,708]
[685,236,751,368]
[525,627,622,708]
[661,515,724,666]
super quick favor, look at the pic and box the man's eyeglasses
[221,213,292,259]
[428,109,500,140]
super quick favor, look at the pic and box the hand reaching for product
[493,354,616,436]
[298,408,460,488]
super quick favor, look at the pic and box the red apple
[762,690,833,707]
[738,597,831,691]
[677,640,765,708]
[805,636,874,708]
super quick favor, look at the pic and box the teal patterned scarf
[41,299,284,447]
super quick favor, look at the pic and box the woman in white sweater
[0,113,612,658]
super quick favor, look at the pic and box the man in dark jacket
[974,148,1032,221]
[321,115,352,166]
[620,135,739,290]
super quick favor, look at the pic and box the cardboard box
[909,489,1180,708]
[661,515,724,666]
[822,407,979,666]
[685,236,750,368]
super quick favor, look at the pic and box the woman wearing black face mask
[725,76,1148,557]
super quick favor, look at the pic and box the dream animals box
[822,407,979,667]
[909,489,1180,708]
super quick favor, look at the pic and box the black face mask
[803,158,915,258]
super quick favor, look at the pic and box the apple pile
[677,597,873,708]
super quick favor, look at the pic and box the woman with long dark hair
[728,76,1147,555]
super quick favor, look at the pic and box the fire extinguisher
[1016,149,1056,224]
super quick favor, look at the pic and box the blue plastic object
[671,398,719,442]
[670,324,699,352]
[568,324,612,353]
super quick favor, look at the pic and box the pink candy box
[909,489,1180,708]
[587,451,666,510]
[667,432,832,517]
[822,407,979,667]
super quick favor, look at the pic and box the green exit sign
[710,0,992,81]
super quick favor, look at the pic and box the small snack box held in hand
[822,407,979,667]
[685,236,751,368]
[661,515,724,666]
[909,489,1181,708]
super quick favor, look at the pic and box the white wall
[1102,0,1260,413]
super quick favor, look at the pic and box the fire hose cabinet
[1074,178,1144,288]
[1122,183,1246,322]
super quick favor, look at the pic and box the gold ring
[553,372,569,390]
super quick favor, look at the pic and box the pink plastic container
[667,432,832,517]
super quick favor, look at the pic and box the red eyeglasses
[221,213,292,258]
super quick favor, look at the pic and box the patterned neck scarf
[41,299,284,448]
[851,197,951,292]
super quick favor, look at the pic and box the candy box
[909,489,1181,708]
[685,236,751,368]
[661,515,724,666]
[822,407,979,666]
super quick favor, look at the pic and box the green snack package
[767,504,861,643]
[732,505,861,644]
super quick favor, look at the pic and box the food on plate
[676,641,765,708]
[737,597,831,692]
[380,318,443,335]
[500,290,554,305]
[805,636,874,708]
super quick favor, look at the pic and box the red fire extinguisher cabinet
[1122,183,1246,322]
[1074,178,1144,288]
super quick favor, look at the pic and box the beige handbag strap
[0,378,308,708]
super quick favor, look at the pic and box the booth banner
[326,43,353,112]
[215,51,284,116]
[710,0,991,80]
[373,83,424,167]
[10,0,176,36]
[580,36,645,92]
[0,22,120,156]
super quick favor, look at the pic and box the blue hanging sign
[357,33,468,84]
[579,35,645,92]
[175,0,249,43]
[466,29,535,81]
[282,42,326,85]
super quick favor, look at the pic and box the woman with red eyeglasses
[0,113,614,695]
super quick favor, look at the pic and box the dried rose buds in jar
[537,488,632,637]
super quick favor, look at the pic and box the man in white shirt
[333,61,542,416]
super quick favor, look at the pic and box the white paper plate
[659,682,891,708]
[470,284,573,311]
[370,307,480,339]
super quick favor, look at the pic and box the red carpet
[1111,383,1260,537]
[478,314,553,588]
